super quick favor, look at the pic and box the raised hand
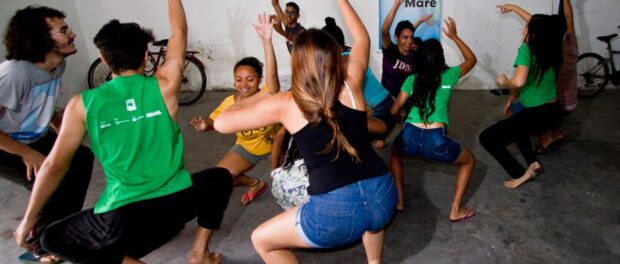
[254,12,274,41]
[190,116,211,132]
[441,17,457,40]
[497,4,517,14]
[420,13,433,23]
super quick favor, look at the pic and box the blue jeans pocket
[312,205,357,245]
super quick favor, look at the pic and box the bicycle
[87,39,207,106]
[576,26,620,98]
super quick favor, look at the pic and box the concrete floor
[1,90,619,263]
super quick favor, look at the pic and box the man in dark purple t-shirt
[381,0,432,97]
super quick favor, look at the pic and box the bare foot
[449,207,475,222]
[504,162,541,189]
[40,255,64,264]
[190,250,222,264]
[122,255,145,264]
[373,140,386,149]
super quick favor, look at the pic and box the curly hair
[3,5,65,62]
[94,20,155,74]
[234,57,263,78]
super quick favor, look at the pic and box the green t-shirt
[514,43,557,107]
[82,75,192,214]
[401,66,461,127]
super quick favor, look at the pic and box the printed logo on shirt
[441,85,451,89]
[126,99,137,111]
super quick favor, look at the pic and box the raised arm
[255,13,280,94]
[412,13,433,29]
[381,0,404,49]
[340,0,369,97]
[271,0,286,24]
[270,0,297,42]
[497,66,528,90]
[497,3,531,22]
[156,0,188,115]
[562,0,575,33]
[442,17,477,77]
[14,95,87,250]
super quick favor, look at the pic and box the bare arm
[270,0,299,42]
[14,95,87,250]
[497,3,531,22]
[563,0,575,33]
[412,13,433,29]
[214,92,286,134]
[381,0,404,49]
[255,13,280,94]
[0,130,45,181]
[442,17,477,77]
[497,65,528,90]
[156,0,188,119]
[271,0,286,24]
[340,0,369,101]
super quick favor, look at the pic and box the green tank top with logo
[82,74,192,214]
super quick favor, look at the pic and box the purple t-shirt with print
[381,43,415,97]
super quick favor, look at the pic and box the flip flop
[241,179,267,205]
[19,252,64,264]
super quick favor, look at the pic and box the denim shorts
[296,173,397,248]
[394,123,462,163]
[371,96,396,131]
[230,144,270,165]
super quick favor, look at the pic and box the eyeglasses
[51,26,73,36]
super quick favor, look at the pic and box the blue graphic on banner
[379,0,441,45]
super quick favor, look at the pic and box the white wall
[1,0,619,105]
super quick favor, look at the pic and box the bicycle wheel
[87,58,112,89]
[576,53,609,98]
[178,56,207,106]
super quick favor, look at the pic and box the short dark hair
[234,57,263,77]
[286,2,300,13]
[322,17,345,48]
[3,5,65,62]
[395,20,415,37]
[94,20,154,74]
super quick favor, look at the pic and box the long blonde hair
[290,29,360,162]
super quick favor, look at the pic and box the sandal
[241,179,267,205]
[19,252,64,264]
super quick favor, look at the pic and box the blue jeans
[296,174,397,248]
[369,96,395,140]
[394,123,462,163]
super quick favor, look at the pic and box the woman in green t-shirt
[390,18,477,222]
[479,13,565,189]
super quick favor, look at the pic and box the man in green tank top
[14,1,233,263]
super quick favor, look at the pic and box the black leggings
[39,167,233,264]
[479,102,564,178]
[0,132,93,253]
